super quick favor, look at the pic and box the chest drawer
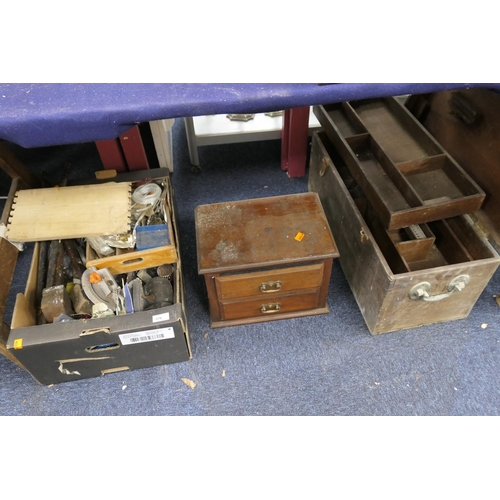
[220,290,321,321]
[214,263,324,301]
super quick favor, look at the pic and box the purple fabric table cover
[0,83,498,148]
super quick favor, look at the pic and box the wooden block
[6,182,131,242]
[95,169,118,180]
[41,285,73,323]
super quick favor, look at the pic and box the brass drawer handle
[260,281,282,293]
[260,303,281,314]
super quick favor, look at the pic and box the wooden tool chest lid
[195,192,339,273]
[5,182,132,242]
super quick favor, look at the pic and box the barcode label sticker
[119,327,175,345]
[152,312,170,323]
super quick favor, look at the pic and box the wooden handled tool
[63,239,92,316]
[40,239,73,323]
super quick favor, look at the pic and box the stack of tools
[35,240,176,324]
[86,180,171,259]
[6,170,177,324]
[80,264,175,318]
[37,239,93,324]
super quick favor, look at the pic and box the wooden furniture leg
[281,106,310,178]
[95,125,150,172]
[184,117,200,167]
[0,143,40,188]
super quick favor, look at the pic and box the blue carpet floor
[1,119,500,416]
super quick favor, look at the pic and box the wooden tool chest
[0,168,191,385]
[309,132,500,334]
[195,193,339,328]
[313,97,486,230]
[405,88,500,248]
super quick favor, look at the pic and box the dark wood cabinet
[195,193,339,328]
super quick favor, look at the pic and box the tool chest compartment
[313,97,486,231]
[0,168,191,385]
[195,193,339,328]
[308,132,500,334]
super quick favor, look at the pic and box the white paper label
[119,327,175,345]
[152,312,170,323]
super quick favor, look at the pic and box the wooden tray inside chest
[325,137,494,276]
[314,97,485,230]
[356,194,493,276]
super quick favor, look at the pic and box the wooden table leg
[0,143,40,187]
[281,106,310,178]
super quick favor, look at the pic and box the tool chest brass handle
[260,303,281,314]
[409,275,470,302]
[260,281,282,293]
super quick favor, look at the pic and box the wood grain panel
[6,183,131,242]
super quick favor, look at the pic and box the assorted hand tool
[35,239,176,323]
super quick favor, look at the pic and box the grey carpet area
[1,120,500,416]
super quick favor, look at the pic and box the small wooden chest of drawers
[195,193,339,327]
